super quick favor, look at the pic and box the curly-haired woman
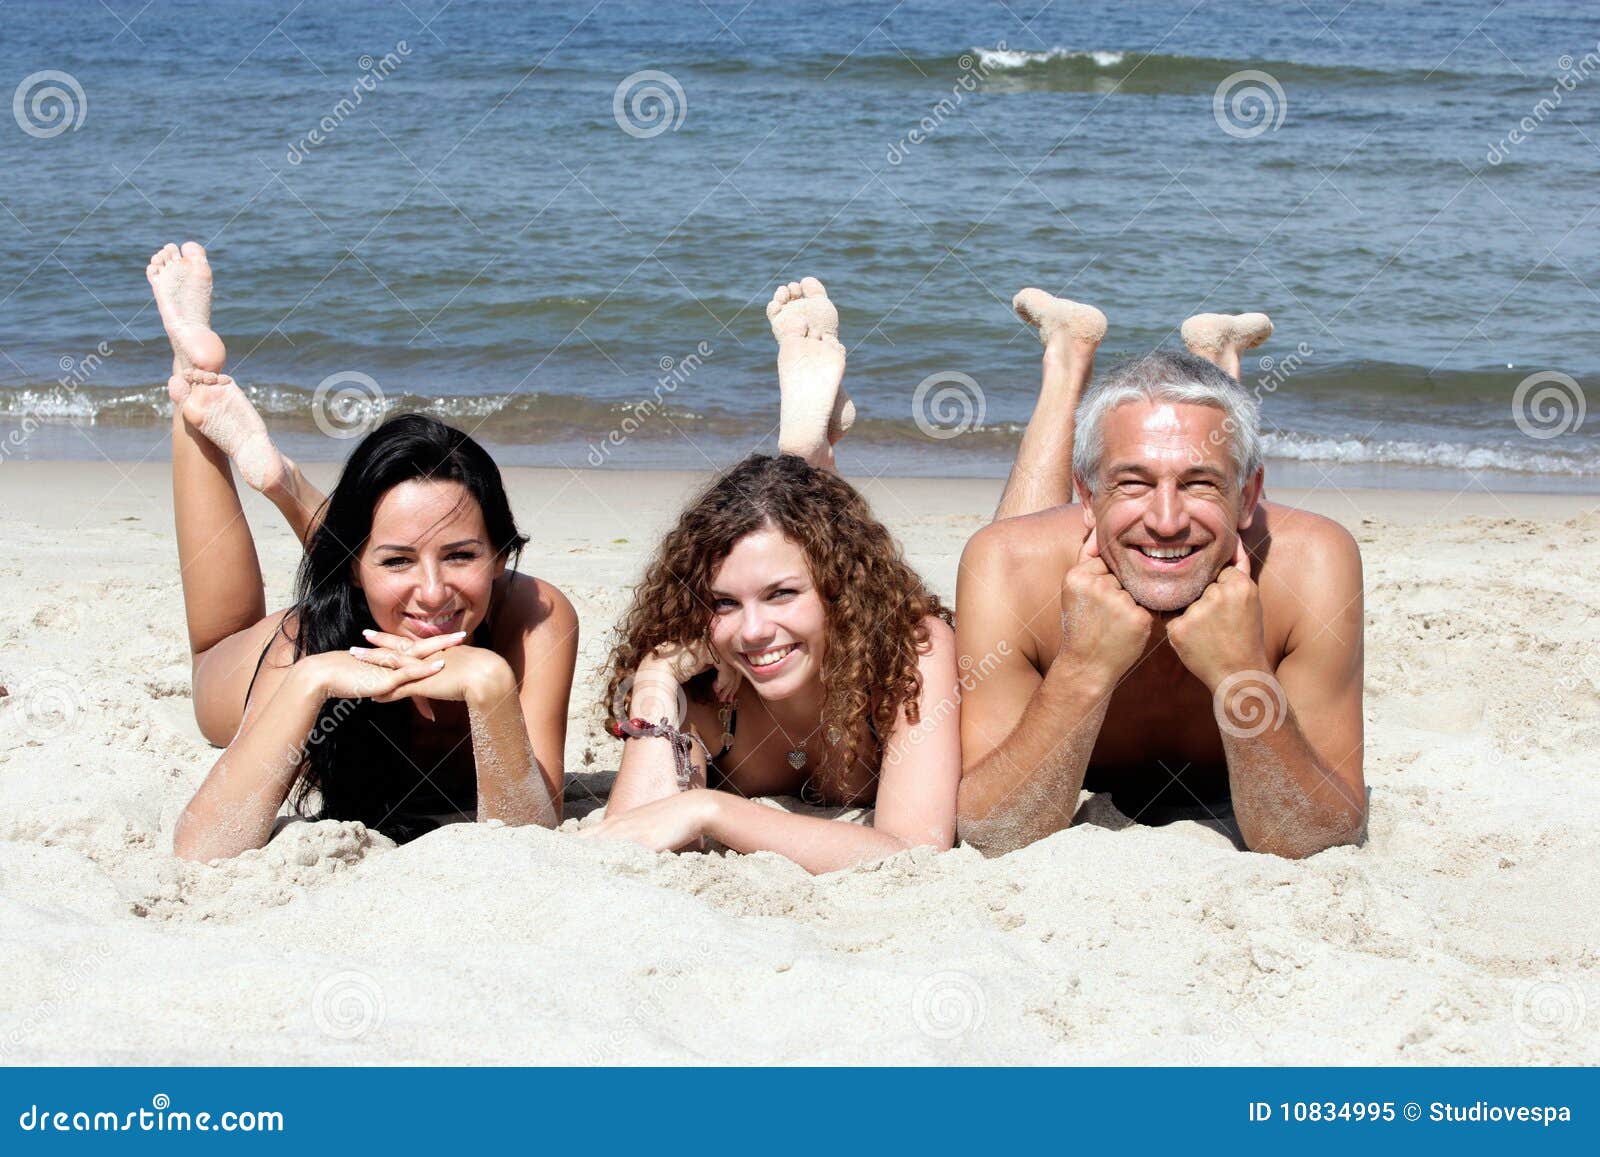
[580,280,961,873]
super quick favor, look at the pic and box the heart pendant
[786,749,807,770]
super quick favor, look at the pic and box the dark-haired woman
[581,279,961,873]
[148,243,576,860]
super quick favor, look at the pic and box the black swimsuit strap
[242,632,276,706]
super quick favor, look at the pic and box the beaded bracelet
[605,716,710,791]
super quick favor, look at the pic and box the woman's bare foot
[1181,312,1273,379]
[767,277,855,463]
[178,368,290,496]
[147,242,226,388]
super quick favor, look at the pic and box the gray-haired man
[955,294,1365,859]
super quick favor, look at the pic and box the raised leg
[1181,312,1273,380]
[994,288,1107,521]
[148,241,327,544]
[768,277,853,472]
[168,372,288,744]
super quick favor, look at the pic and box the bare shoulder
[1256,501,1360,571]
[492,572,580,650]
[960,504,1085,580]
[1253,501,1362,617]
[957,506,1082,668]
[917,613,957,658]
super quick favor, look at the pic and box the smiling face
[706,524,827,701]
[352,479,505,641]
[1078,400,1262,612]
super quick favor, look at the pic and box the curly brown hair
[603,453,952,780]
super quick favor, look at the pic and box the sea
[2,0,1597,491]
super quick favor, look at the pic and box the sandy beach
[1,460,1596,1064]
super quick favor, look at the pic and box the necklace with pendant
[788,725,843,771]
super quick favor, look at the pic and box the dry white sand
[1,461,1596,1064]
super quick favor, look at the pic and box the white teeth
[747,644,797,668]
[1140,546,1196,560]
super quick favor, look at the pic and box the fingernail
[362,629,376,637]
[432,660,445,669]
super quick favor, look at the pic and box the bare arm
[604,660,708,815]
[605,640,741,816]
[467,667,559,829]
[1227,535,1364,857]
[173,661,325,862]
[498,579,578,824]
[954,524,1151,855]
[1168,529,1366,858]
[173,651,438,861]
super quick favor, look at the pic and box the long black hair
[287,414,528,841]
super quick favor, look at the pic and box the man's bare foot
[1181,312,1273,380]
[1012,288,1108,354]
[147,242,226,387]
[178,368,290,495]
[767,277,855,457]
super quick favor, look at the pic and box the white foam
[973,46,1125,71]
[1263,432,1600,476]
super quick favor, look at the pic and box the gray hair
[1071,351,1262,487]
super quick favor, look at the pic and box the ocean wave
[528,46,1482,91]
[832,46,1480,92]
[5,383,1592,477]
[1261,432,1599,476]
